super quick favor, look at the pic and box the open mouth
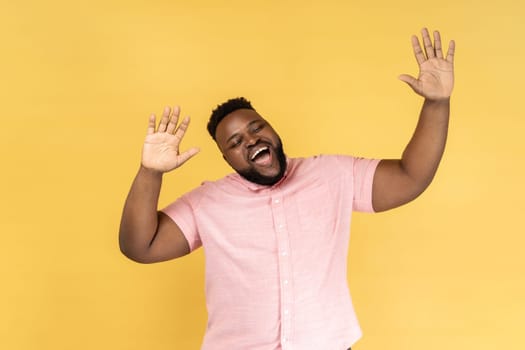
[250,145,272,165]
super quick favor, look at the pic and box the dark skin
[215,109,286,186]
[374,28,454,211]
[118,108,197,263]
[119,28,455,263]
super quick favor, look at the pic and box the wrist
[424,96,451,104]
[139,164,164,178]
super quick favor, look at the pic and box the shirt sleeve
[351,157,380,213]
[161,193,202,252]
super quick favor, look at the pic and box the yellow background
[1,0,524,349]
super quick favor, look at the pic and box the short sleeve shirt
[162,155,379,350]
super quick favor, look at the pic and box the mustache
[247,140,273,150]
[247,141,272,159]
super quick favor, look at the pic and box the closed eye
[229,138,242,148]
[251,122,265,133]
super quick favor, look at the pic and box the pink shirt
[163,155,379,350]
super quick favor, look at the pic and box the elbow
[372,159,442,212]
[411,173,436,199]
[120,247,156,264]
[119,234,155,264]
[372,175,435,213]
[401,163,438,202]
[400,176,434,206]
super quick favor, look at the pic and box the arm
[372,28,455,212]
[119,106,200,263]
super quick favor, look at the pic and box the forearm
[400,98,450,193]
[119,166,163,259]
[372,28,454,212]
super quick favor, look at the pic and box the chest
[197,177,354,254]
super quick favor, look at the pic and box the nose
[245,133,259,147]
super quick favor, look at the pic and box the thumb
[177,147,201,166]
[398,74,418,90]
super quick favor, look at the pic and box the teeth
[251,146,269,160]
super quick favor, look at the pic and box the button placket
[271,194,293,348]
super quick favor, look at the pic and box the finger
[421,28,435,59]
[166,105,181,134]
[157,106,171,132]
[446,39,456,63]
[177,147,201,166]
[174,116,191,143]
[147,114,156,135]
[411,35,426,66]
[398,74,420,93]
[433,30,443,58]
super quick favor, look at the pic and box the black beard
[236,141,287,186]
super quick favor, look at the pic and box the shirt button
[278,224,284,229]
[283,279,289,285]
[284,309,289,315]
[274,199,280,204]
[281,250,287,256]
[283,337,288,343]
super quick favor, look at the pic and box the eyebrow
[225,120,262,144]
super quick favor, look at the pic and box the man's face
[215,108,287,186]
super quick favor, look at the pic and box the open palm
[142,106,200,173]
[399,28,455,100]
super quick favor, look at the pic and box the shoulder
[291,155,379,182]
[293,154,358,172]
[178,174,232,207]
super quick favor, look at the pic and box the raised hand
[141,106,200,173]
[399,28,455,101]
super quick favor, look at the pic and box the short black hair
[207,97,255,140]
